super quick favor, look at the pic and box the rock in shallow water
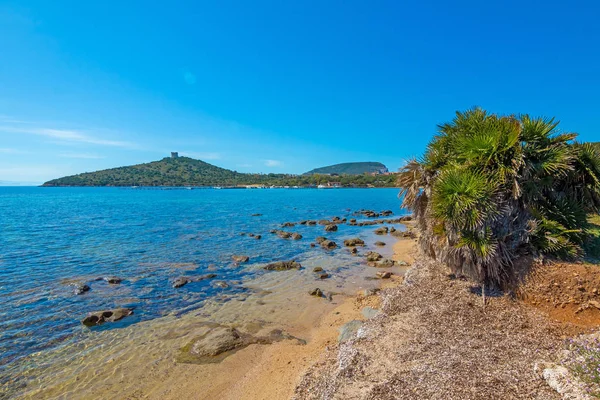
[179,325,305,364]
[344,238,365,247]
[73,284,90,295]
[324,224,338,232]
[264,260,302,271]
[320,240,337,249]
[365,251,382,262]
[232,255,250,263]
[82,308,133,326]
[101,276,122,284]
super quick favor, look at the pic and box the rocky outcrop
[282,222,296,227]
[232,255,250,263]
[365,251,382,262]
[73,283,90,295]
[344,238,365,247]
[264,260,302,271]
[291,233,303,240]
[82,308,133,326]
[324,224,338,232]
[101,276,122,284]
[374,226,389,235]
[320,240,337,249]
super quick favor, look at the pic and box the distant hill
[304,162,388,176]
[42,157,397,187]
[43,157,249,187]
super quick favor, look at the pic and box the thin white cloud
[58,152,105,159]
[180,151,221,160]
[264,159,282,167]
[0,148,29,154]
[0,125,136,148]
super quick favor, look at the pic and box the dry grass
[294,258,567,399]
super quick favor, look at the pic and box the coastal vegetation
[304,161,388,175]
[397,108,600,289]
[42,157,397,187]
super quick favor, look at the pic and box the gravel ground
[294,258,567,399]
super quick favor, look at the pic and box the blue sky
[1,1,599,184]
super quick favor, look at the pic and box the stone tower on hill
[171,152,179,158]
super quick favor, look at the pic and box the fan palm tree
[398,108,600,293]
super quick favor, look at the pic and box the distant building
[171,152,179,158]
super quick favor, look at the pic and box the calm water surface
[0,187,406,394]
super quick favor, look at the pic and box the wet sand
[16,236,416,400]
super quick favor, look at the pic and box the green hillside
[304,162,388,175]
[42,157,397,187]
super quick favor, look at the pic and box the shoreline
[13,231,415,399]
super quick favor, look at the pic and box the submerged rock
[191,327,244,357]
[309,288,324,297]
[282,222,296,227]
[320,240,337,249]
[307,220,317,225]
[82,308,133,326]
[255,234,262,240]
[73,283,90,295]
[102,276,122,284]
[315,236,327,244]
[173,274,217,288]
[212,281,229,289]
[291,233,303,240]
[232,255,250,263]
[374,227,389,235]
[313,267,324,272]
[264,260,302,271]
[324,224,338,232]
[179,325,305,364]
[350,247,359,255]
[344,238,365,247]
[374,241,386,247]
[173,277,191,288]
[318,219,330,225]
[365,251,382,262]
[316,272,330,279]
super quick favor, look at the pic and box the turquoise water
[0,187,405,392]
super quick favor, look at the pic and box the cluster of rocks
[315,236,337,249]
[270,230,302,240]
[263,260,302,271]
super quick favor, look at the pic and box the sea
[0,187,408,398]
